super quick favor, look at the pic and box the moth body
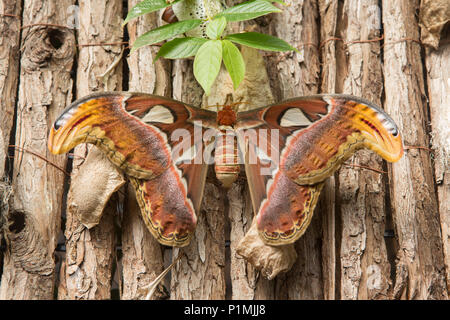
[214,128,240,188]
[214,105,240,188]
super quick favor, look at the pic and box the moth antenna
[229,101,249,112]
[205,104,221,111]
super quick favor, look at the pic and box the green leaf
[131,19,203,53]
[193,40,223,96]
[206,16,227,40]
[222,40,245,90]
[155,37,208,61]
[225,32,298,52]
[262,0,286,4]
[216,0,281,22]
[123,0,182,26]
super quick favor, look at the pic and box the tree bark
[335,0,391,300]
[0,0,21,274]
[57,0,123,300]
[227,47,279,299]
[267,0,323,300]
[170,182,226,299]
[121,0,170,300]
[127,0,171,97]
[318,0,339,300]
[170,166,227,299]
[424,28,450,292]
[228,179,258,299]
[382,0,448,299]
[221,0,279,299]
[266,0,320,100]
[1,0,75,299]
[169,56,227,299]
[2,0,449,301]
[220,0,322,301]
[0,0,21,179]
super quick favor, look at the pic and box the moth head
[211,101,249,127]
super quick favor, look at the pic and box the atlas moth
[49,92,403,247]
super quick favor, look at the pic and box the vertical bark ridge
[336,0,391,300]
[121,0,170,299]
[382,0,448,300]
[57,0,123,300]
[318,0,339,300]
[1,0,76,299]
[424,28,450,293]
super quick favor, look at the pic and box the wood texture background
[0,0,448,300]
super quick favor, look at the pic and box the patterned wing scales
[277,95,403,185]
[238,94,403,245]
[241,137,324,245]
[257,171,324,245]
[129,170,197,247]
[48,92,216,247]
[50,92,169,179]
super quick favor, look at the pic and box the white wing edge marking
[279,108,313,127]
[142,105,175,124]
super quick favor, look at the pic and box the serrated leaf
[215,0,281,22]
[193,40,223,96]
[206,16,227,40]
[155,37,208,61]
[222,40,245,90]
[131,19,203,53]
[225,32,298,52]
[123,0,182,26]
